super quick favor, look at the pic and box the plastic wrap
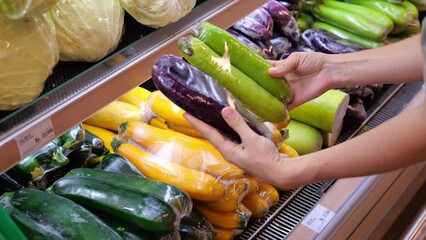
[179,207,216,239]
[116,119,245,178]
[4,124,116,189]
[151,54,274,143]
[146,90,204,139]
[191,21,293,104]
[194,204,252,230]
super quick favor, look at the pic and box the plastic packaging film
[151,54,274,143]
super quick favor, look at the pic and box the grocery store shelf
[0,0,268,173]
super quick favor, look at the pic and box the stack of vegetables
[80,84,293,239]
[0,105,218,239]
[220,0,424,148]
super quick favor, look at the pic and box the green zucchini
[193,22,293,104]
[312,4,390,41]
[0,174,23,195]
[64,168,191,218]
[400,1,420,35]
[323,0,394,32]
[92,210,179,240]
[100,153,146,177]
[0,204,26,240]
[344,0,411,35]
[1,189,121,240]
[35,141,69,172]
[7,156,44,184]
[299,12,314,27]
[60,124,86,154]
[296,17,310,32]
[312,21,383,49]
[48,176,178,233]
[84,130,110,157]
[178,36,288,123]
[401,0,419,19]
[179,207,215,240]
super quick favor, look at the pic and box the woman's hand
[184,107,312,190]
[269,52,334,110]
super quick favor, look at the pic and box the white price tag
[302,204,336,233]
[16,119,55,159]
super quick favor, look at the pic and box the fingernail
[222,108,235,120]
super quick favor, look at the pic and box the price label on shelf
[302,204,336,233]
[15,119,55,159]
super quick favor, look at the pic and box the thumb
[221,107,254,142]
[268,57,298,78]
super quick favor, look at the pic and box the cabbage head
[0,15,59,111]
[47,0,125,62]
[120,0,196,28]
[0,0,58,19]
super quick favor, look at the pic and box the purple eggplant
[346,97,367,121]
[247,8,274,34]
[279,0,302,11]
[253,39,278,60]
[280,44,315,60]
[226,28,268,59]
[302,28,364,54]
[262,0,301,44]
[232,10,273,40]
[279,0,302,18]
[270,37,292,58]
[151,55,273,143]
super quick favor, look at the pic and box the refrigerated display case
[1,0,425,239]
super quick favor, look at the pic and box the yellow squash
[84,101,145,132]
[118,86,151,108]
[246,175,260,195]
[149,117,169,129]
[258,182,280,207]
[166,121,205,139]
[195,204,251,230]
[279,143,299,157]
[113,140,225,201]
[213,227,243,240]
[199,178,249,212]
[121,120,245,179]
[241,193,270,218]
[148,90,193,128]
[82,123,116,153]
[147,90,205,138]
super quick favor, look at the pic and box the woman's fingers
[221,107,257,143]
[268,54,299,77]
[183,112,236,153]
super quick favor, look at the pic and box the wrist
[272,154,319,190]
[325,54,354,89]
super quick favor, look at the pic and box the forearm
[328,34,423,88]
[307,98,426,183]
